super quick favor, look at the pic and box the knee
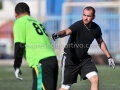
[90,75,99,84]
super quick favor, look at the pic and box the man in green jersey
[13,2,58,90]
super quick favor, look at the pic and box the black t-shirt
[64,20,102,58]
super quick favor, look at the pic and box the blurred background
[0,0,120,64]
[0,0,120,90]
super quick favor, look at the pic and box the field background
[0,60,120,90]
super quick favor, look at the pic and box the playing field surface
[0,64,120,90]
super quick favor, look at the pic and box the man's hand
[52,33,59,41]
[14,68,23,80]
[108,58,115,69]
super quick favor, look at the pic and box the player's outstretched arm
[96,36,115,69]
[52,28,72,41]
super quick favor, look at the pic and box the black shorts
[32,56,58,90]
[61,54,98,84]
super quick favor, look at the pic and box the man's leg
[32,65,43,90]
[40,56,58,90]
[59,54,79,90]
[86,71,99,90]
[32,68,37,90]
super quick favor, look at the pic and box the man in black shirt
[52,6,115,90]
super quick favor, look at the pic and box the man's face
[82,9,94,25]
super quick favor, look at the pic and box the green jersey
[13,15,56,68]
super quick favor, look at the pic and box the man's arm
[57,28,72,38]
[52,21,79,40]
[14,42,25,68]
[13,20,26,80]
[52,28,72,41]
[96,36,115,69]
[13,42,25,80]
[96,37,111,58]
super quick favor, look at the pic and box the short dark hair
[15,2,30,15]
[84,6,95,16]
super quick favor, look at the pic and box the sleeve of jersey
[95,26,102,39]
[68,21,79,32]
[13,20,26,68]
[13,20,26,43]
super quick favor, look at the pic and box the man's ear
[15,13,18,19]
